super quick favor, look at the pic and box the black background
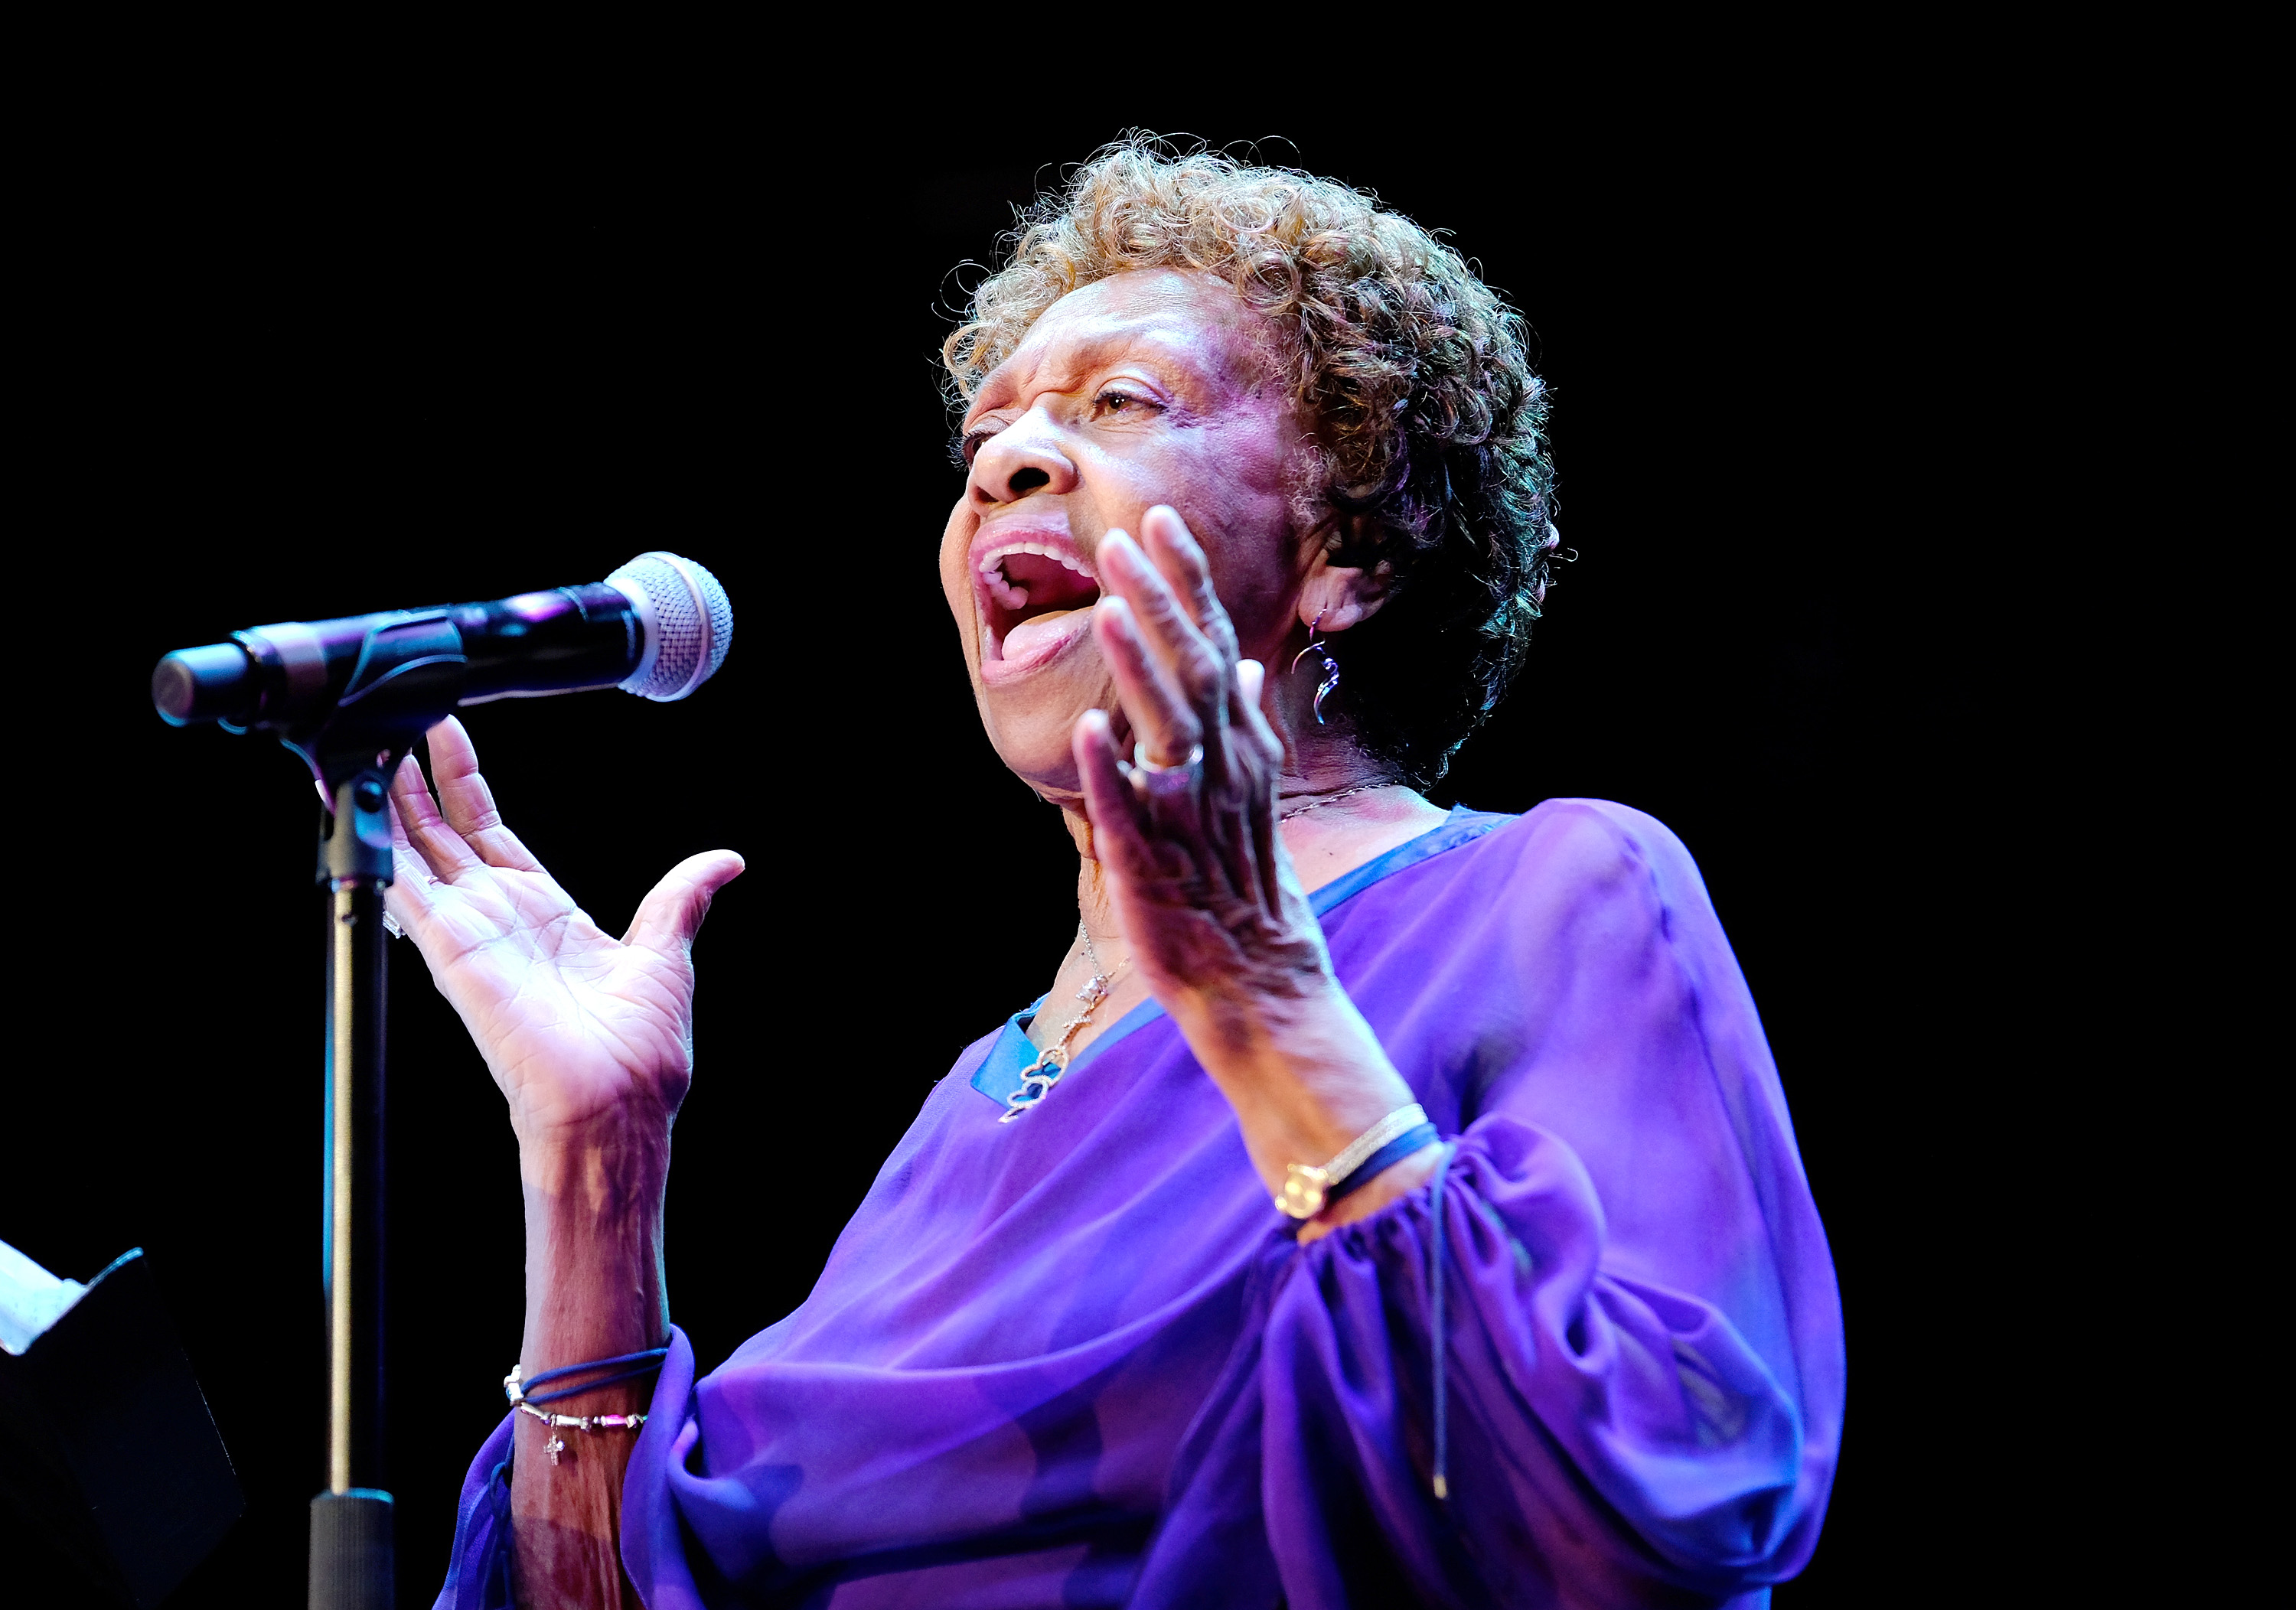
[5,96,2017,1607]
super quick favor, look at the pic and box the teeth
[977,542,1099,586]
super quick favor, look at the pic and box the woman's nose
[970,410,1077,506]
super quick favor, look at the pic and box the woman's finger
[383,796,440,936]
[1101,531,1218,681]
[1235,657,1267,715]
[1093,594,1202,768]
[1099,532,1228,764]
[384,787,438,891]
[624,850,747,960]
[1138,510,1275,802]
[1111,514,1240,785]
[389,750,484,882]
[425,716,545,872]
[1230,659,1287,912]
[1071,708,1162,895]
[1139,507,1240,666]
[1228,655,1285,768]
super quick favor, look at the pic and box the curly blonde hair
[944,135,1559,783]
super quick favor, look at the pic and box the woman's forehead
[975,269,1259,412]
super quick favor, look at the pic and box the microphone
[152,552,733,730]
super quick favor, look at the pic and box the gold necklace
[1279,781,1391,820]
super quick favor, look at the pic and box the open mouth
[977,539,1103,671]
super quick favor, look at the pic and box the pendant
[999,1048,1068,1123]
[1000,939,1117,1126]
[546,1431,566,1465]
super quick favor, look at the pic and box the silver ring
[1133,741,1205,774]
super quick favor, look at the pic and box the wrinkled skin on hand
[1076,511,1426,1201]
[383,715,744,1151]
[1075,513,1332,1022]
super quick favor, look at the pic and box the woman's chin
[970,609,1115,803]
[983,727,1087,807]
[976,700,1103,807]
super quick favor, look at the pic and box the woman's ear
[1297,516,1395,634]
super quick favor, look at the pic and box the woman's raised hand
[1075,507,1422,1215]
[1071,506,1326,1019]
[384,716,744,1148]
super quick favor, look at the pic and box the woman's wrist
[516,1102,672,1196]
[1172,970,1419,1189]
[1293,1143,1442,1243]
[518,1116,673,1365]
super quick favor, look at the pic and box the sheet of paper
[0,1237,88,1355]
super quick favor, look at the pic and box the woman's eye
[958,426,1000,467]
[1093,388,1156,419]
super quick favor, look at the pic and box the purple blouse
[435,801,1844,1608]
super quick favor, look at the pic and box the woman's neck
[1274,780,1450,900]
[1028,745,1446,1058]
[1060,773,1449,960]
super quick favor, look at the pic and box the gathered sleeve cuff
[429,1411,516,1610]
[1140,1114,1825,1608]
[618,1324,722,1609]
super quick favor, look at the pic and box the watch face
[1278,1164,1330,1220]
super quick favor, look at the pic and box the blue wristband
[1322,1123,1440,1209]
[513,1346,670,1407]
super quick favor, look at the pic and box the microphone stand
[158,569,719,1604]
[265,613,467,1610]
[307,760,399,1610]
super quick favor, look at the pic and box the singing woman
[403,140,1844,1608]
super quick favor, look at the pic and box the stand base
[308,1490,395,1610]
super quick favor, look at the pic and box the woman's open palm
[384,716,744,1144]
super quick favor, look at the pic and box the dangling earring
[1290,608,1341,725]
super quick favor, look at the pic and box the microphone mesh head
[608,552,734,701]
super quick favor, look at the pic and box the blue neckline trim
[1307,805,1511,918]
[970,805,1512,1109]
[970,995,1168,1106]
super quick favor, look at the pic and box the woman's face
[940,269,1311,802]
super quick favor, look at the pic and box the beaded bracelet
[503,1347,669,1465]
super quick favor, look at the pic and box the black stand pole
[158,597,638,1605]
[272,618,465,1609]
[309,767,396,1610]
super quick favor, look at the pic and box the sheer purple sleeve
[1136,802,1844,1608]
[430,1412,515,1610]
